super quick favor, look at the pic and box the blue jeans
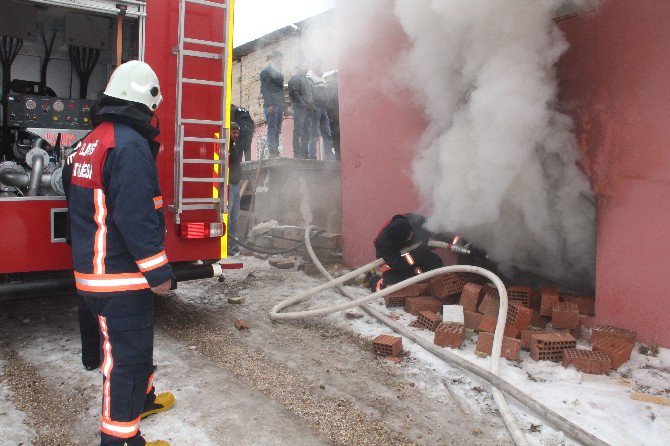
[308,107,333,159]
[292,107,311,158]
[263,106,283,156]
[228,183,240,253]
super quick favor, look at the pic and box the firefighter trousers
[84,291,156,446]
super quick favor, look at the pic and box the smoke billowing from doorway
[393,0,596,288]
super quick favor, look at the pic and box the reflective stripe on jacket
[67,121,173,296]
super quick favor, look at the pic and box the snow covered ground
[233,256,670,446]
[1,255,668,446]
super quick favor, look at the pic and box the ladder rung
[183,177,227,183]
[182,78,224,87]
[181,49,221,59]
[180,203,218,211]
[182,119,223,125]
[184,37,226,48]
[185,0,227,8]
[183,159,226,164]
[183,137,226,143]
[182,198,221,203]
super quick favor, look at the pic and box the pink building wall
[338,1,670,346]
[557,0,670,347]
[337,4,428,265]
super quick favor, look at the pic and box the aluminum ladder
[171,0,232,224]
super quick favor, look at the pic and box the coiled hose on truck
[270,226,608,446]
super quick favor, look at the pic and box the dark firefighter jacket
[374,213,435,277]
[64,96,173,297]
[288,70,314,110]
[259,63,285,109]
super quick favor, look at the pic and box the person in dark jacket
[66,61,174,446]
[306,63,334,160]
[231,104,255,161]
[228,122,241,255]
[371,213,443,291]
[288,66,314,159]
[259,50,285,157]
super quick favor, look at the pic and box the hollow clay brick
[520,329,548,350]
[540,286,560,317]
[592,334,634,370]
[561,293,595,317]
[372,334,403,357]
[427,273,472,299]
[417,311,443,331]
[530,332,576,362]
[434,322,464,349]
[463,310,484,330]
[384,295,406,308]
[504,325,520,339]
[475,331,521,361]
[562,349,611,375]
[460,282,486,312]
[387,283,429,299]
[507,286,533,307]
[477,315,498,333]
[530,310,551,329]
[405,296,442,316]
[478,288,500,316]
[384,283,429,307]
[507,303,533,330]
[552,302,580,329]
[591,325,637,345]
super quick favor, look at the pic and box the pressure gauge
[25,99,37,110]
[53,101,64,112]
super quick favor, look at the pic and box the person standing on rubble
[66,61,175,446]
[259,50,286,158]
[288,64,314,159]
[306,62,334,160]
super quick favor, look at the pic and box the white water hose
[270,226,608,446]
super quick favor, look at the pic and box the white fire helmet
[103,60,163,111]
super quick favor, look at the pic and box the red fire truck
[0,0,238,298]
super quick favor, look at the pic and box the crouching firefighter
[370,213,444,291]
[66,61,175,446]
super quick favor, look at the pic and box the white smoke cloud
[393,0,596,288]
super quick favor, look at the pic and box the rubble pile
[371,273,637,373]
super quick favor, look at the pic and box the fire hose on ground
[270,226,608,446]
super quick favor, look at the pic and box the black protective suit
[372,213,443,290]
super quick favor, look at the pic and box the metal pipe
[27,154,45,196]
[0,171,55,189]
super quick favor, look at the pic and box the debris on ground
[227,296,245,305]
[269,257,297,269]
[235,319,251,330]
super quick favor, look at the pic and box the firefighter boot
[141,392,175,419]
[145,441,169,446]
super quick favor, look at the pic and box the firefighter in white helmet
[64,60,174,446]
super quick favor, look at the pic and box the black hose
[229,229,327,256]
[39,27,58,89]
[0,264,223,300]
[69,46,100,99]
[0,37,23,133]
